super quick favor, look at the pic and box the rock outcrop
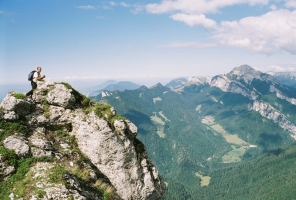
[0,81,166,200]
[249,100,296,140]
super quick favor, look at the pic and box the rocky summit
[0,81,166,200]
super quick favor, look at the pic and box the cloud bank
[216,9,296,54]
[146,0,296,54]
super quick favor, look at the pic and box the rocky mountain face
[0,81,165,200]
[211,65,285,100]
[211,65,296,139]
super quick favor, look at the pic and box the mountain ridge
[91,64,296,199]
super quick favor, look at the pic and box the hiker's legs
[26,81,37,96]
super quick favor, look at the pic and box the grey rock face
[71,112,165,200]
[3,134,30,156]
[29,128,54,158]
[270,85,296,105]
[211,75,259,100]
[249,100,296,139]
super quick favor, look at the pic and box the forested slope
[164,143,296,199]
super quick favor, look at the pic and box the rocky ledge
[0,81,166,200]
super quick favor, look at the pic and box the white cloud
[120,2,130,7]
[214,9,296,54]
[76,5,96,10]
[63,76,100,80]
[148,2,296,54]
[109,2,117,6]
[145,1,296,54]
[158,41,217,48]
[170,13,217,28]
[146,0,269,15]
[285,0,296,8]
[269,4,277,10]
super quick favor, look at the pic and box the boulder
[0,93,33,119]
[3,134,30,156]
[3,111,18,120]
[46,84,76,108]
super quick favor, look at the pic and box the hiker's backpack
[28,70,36,81]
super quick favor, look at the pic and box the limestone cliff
[0,81,166,200]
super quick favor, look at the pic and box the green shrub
[0,157,57,199]
[48,164,68,184]
[109,115,126,125]
[0,147,18,166]
[44,112,50,118]
[55,130,67,137]
[43,104,51,118]
[82,97,91,106]
[93,103,126,131]
[94,103,112,118]
[0,158,35,199]
[0,121,29,141]
[94,179,115,200]
[13,93,26,99]
[42,100,49,105]
[59,82,72,90]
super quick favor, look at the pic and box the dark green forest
[164,143,296,199]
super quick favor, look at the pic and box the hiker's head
[37,67,42,72]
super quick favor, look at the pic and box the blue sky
[1,0,296,86]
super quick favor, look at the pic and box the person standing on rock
[26,66,46,98]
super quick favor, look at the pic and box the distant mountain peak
[227,65,279,85]
[210,65,296,101]
[188,76,202,83]
[232,65,254,73]
[165,77,189,89]
[229,65,259,79]
[150,82,164,89]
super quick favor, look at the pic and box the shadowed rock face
[0,81,166,200]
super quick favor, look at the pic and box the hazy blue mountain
[90,65,296,199]
[89,81,141,96]
[268,71,296,88]
[86,79,118,90]
[71,80,118,96]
